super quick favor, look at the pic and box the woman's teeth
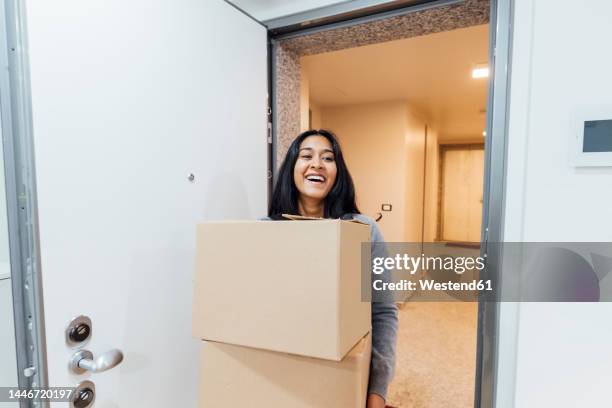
[306,175,325,183]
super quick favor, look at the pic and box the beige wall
[300,65,310,132]
[322,101,407,241]
[423,127,439,242]
[300,66,323,131]
[310,101,323,130]
[321,101,433,242]
[404,108,426,243]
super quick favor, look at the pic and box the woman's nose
[310,159,323,169]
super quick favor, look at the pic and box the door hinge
[481,226,489,267]
[266,94,271,117]
[267,122,272,144]
[23,366,36,377]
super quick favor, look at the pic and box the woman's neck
[297,197,324,218]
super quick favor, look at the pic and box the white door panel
[25,0,267,406]
[0,279,18,395]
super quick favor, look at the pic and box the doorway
[298,25,488,407]
[270,0,510,406]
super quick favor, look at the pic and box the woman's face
[293,135,338,202]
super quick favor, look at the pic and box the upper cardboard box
[192,218,371,361]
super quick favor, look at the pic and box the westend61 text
[373,279,493,292]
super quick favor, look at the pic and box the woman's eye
[300,155,312,160]
[323,156,335,162]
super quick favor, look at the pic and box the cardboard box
[198,333,371,408]
[192,218,371,361]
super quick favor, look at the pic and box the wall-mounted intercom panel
[573,108,612,167]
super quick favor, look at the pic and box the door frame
[476,1,513,406]
[267,1,514,407]
[1,0,48,398]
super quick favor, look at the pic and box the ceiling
[302,24,490,141]
[229,0,350,21]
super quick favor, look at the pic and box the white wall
[498,1,612,406]
[231,0,396,22]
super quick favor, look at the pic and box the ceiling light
[482,131,487,137]
[472,66,489,79]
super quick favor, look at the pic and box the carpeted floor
[386,301,478,408]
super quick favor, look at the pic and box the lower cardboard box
[198,332,371,407]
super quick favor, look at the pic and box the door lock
[66,315,92,346]
[72,380,95,408]
[70,349,124,374]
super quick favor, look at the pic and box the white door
[24,0,268,406]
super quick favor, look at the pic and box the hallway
[387,302,478,407]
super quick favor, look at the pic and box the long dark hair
[268,129,360,219]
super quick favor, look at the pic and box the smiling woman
[293,133,338,216]
[269,129,358,219]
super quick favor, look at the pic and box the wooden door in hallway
[439,144,484,243]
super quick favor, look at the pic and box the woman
[268,129,398,408]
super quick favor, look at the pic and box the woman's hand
[366,393,386,408]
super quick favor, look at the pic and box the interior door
[467,148,484,242]
[440,145,484,243]
[23,0,268,406]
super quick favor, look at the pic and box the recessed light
[472,66,489,79]
[482,131,487,136]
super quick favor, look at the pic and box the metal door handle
[70,349,124,374]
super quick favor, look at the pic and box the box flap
[281,214,368,225]
[281,214,323,221]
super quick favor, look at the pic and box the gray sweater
[262,214,398,401]
[350,213,398,401]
